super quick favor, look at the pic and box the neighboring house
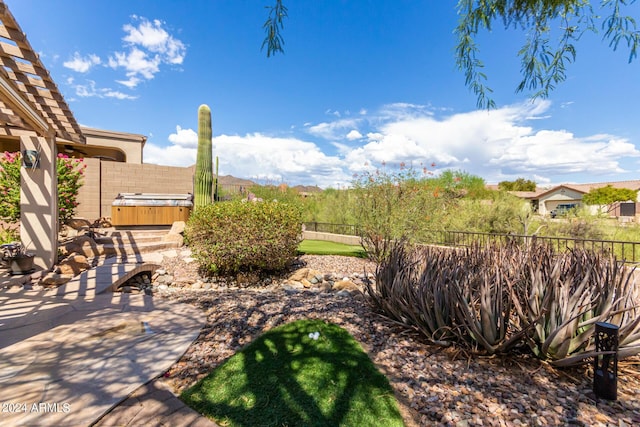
[535,185,588,216]
[490,181,640,217]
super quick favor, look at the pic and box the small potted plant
[1,241,35,275]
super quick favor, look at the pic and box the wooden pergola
[0,1,83,142]
[0,1,84,269]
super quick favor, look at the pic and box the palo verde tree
[262,1,640,108]
[455,0,640,108]
[498,178,537,191]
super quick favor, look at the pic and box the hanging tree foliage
[455,0,640,108]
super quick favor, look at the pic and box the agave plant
[367,241,460,345]
[450,243,531,354]
[498,244,640,366]
[367,239,640,366]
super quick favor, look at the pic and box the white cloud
[63,15,186,96]
[325,109,341,118]
[167,126,198,148]
[144,100,640,188]
[333,100,639,184]
[123,17,186,64]
[307,118,360,140]
[63,52,101,73]
[115,77,142,89]
[147,130,351,188]
[103,89,137,100]
[108,47,161,81]
[346,130,363,140]
[74,80,137,100]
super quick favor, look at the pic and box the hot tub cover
[112,193,193,207]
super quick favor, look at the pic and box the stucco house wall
[537,186,585,215]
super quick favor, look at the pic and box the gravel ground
[150,253,640,427]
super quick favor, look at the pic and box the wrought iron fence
[303,222,640,264]
[304,222,361,236]
[429,230,640,264]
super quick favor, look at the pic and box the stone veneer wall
[75,160,194,220]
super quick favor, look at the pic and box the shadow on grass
[181,319,403,427]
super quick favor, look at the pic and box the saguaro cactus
[195,104,213,208]
[213,155,219,202]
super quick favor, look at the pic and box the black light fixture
[593,322,619,400]
[22,150,40,169]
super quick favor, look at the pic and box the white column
[19,134,57,270]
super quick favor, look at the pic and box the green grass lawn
[297,240,366,258]
[180,319,404,427]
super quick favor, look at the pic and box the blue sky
[9,1,640,188]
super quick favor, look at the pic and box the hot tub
[111,193,193,226]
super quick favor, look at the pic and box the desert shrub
[446,192,531,234]
[0,151,20,223]
[368,241,640,365]
[246,183,304,205]
[303,187,357,225]
[57,154,85,223]
[542,209,605,240]
[0,224,19,244]
[185,200,302,277]
[352,166,450,262]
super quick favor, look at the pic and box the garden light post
[593,322,619,401]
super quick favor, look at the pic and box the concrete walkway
[0,252,216,426]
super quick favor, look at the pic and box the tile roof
[561,180,640,193]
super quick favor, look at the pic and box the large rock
[60,235,94,256]
[56,255,91,276]
[40,272,73,287]
[162,221,186,246]
[332,279,360,292]
[169,221,186,235]
[65,218,92,230]
[162,232,184,246]
[288,267,323,282]
[60,235,114,257]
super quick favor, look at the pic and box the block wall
[74,160,194,220]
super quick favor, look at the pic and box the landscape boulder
[40,272,73,287]
[56,254,91,276]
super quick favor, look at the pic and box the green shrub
[0,224,19,244]
[186,200,302,277]
[542,209,605,240]
[0,151,85,225]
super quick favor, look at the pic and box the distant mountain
[217,175,257,187]
[215,174,324,193]
[292,184,323,194]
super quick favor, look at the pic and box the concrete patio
[0,252,213,426]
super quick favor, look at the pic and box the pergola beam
[0,71,51,136]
